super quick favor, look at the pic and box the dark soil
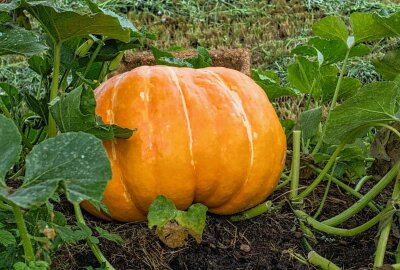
[53,172,398,270]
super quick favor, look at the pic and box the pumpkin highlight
[82,66,286,221]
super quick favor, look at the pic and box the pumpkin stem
[11,203,35,262]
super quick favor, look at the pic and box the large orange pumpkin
[82,66,286,221]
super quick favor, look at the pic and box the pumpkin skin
[82,66,286,221]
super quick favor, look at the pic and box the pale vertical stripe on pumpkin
[166,67,196,171]
[109,72,136,212]
[203,70,255,185]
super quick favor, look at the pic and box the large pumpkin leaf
[5,132,111,208]
[312,16,348,43]
[321,76,362,102]
[49,86,134,140]
[288,57,320,95]
[351,12,400,43]
[18,0,133,43]
[373,49,400,81]
[148,196,208,248]
[0,25,47,56]
[324,82,400,145]
[0,115,21,184]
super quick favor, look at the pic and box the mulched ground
[53,170,398,270]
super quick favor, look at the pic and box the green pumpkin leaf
[157,57,194,68]
[5,132,111,208]
[152,46,212,69]
[309,37,347,65]
[186,46,212,68]
[0,230,16,246]
[19,1,133,43]
[300,107,322,141]
[148,196,177,229]
[49,86,134,140]
[95,226,124,244]
[13,261,49,270]
[312,16,348,43]
[28,55,52,76]
[349,44,371,57]
[291,45,318,57]
[373,49,400,81]
[0,115,21,183]
[321,76,362,102]
[148,195,208,248]
[350,12,397,43]
[0,25,47,56]
[324,82,400,145]
[287,57,320,95]
[252,69,300,100]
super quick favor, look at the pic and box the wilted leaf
[148,195,208,248]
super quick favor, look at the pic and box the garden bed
[54,176,394,270]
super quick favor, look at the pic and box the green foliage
[373,48,400,81]
[0,115,21,183]
[50,86,134,140]
[300,107,322,141]
[0,26,47,57]
[324,81,400,145]
[251,69,300,100]
[152,46,212,68]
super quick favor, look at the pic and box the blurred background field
[1,0,400,96]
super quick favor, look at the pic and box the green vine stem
[374,173,400,267]
[275,173,291,191]
[48,42,62,138]
[307,251,341,270]
[374,123,400,139]
[295,207,394,237]
[73,203,115,270]
[313,162,336,219]
[230,201,277,222]
[354,175,373,192]
[312,48,351,155]
[290,130,301,200]
[322,160,400,227]
[307,164,380,212]
[392,263,400,270]
[298,139,348,199]
[397,240,400,264]
[11,203,35,262]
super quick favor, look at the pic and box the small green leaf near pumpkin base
[147,195,208,248]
